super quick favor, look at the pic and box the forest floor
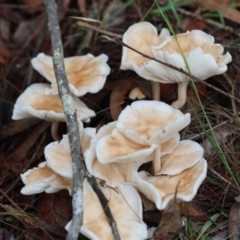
[1,0,240,239]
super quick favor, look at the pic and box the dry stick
[44,1,84,238]
[112,38,240,104]
[43,1,121,240]
[87,175,121,240]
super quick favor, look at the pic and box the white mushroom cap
[66,180,148,240]
[136,158,207,210]
[20,162,72,195]
[45,126,96,179]
[157,140,204,175]
[31,53,111,97]
[116,100,190,145]
[45,135,72,178]
[129,86,146,100]
[96,128,157,164]
[121,22,170,72]
[12,83,95,122]
[85,122,128,187]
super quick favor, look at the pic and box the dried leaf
[110,79,134,120]
[228,196,240,240]
[153,200,182,240]
[199,0,240,24]
[77,0,87,17]
[181,202,205,217]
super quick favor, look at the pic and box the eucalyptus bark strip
[43,0,84,239]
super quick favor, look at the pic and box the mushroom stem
[126,161,133,182]
[153,145,161,175]
[151,81,160,101]
[171,81,189,109]
[51,121,61,141]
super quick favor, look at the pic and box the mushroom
[121,22,232,108]
[31,53,111,97]
[121,22,170,101]
[133,139,206,210]
[65,180,148,240]
[128,86,146,100]
[45,125,95,179]
[12,83,95,140]
[136,158,207,210]
[116,100,190,174]
[96,127,158,182]
[20,162,72,195]
[85,122,129,187]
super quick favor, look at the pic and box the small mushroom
[20,162,72,195]
[45,125,95,179]
[96,128,158,182]
[12,83,95,140]
[65,180,148,240]
[116,100,190,174]
[128,86,146,100]
[31,53,111,96]
[121,22,170,101]
[136,158,207,210]
[121,22,232,108]
[85,122,128,187]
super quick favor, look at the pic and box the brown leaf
[181,202,205,217]
[110,79,134,120]
[228,196,240,240]
[182,17,206,31]
[153,200,182,240]
[199,0,240,24]
[39,191,71,239]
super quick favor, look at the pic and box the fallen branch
[43,1,121,239]
[44,0,84,238]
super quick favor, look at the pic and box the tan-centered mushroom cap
[129,86,146,100]
[65,180,148,240]
[96,128,157,164]
[45,125,95,179]
[31,53,111,96]
[157,140,204,175]
[121,22,170,73]
[136,158,207,210]
[85,122,128,187]
[12,83,95,123]
[116,100,190,145]
[20,162,72,195]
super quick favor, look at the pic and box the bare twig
[43,1,121,240]
[87,175,121,240]
[43,0,84,239]
[109,37,240,104]
[75,20,123,38]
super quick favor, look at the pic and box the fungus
[85,122,129,187]
[121,22,170,101]
[129,86,146,100]
[133,140,206,210]
[12,83,95,140]
[136,158,207,210]
[121,22,232,108]
[66,180,148,240]
[45,125,95,179]
[116,100,190,174]
[31,53,111,96]
[20,162,72,195]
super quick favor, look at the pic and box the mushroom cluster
[13,21,227,240]
[18,100,207,239]
[12,53,110,140]
[121,22,232,108]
